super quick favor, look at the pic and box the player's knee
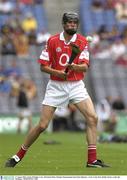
[38,122,48,133]
[94,114,98,125]
[87,114,98,127]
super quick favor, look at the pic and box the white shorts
[18,108,32,117]
[42,80,89,107]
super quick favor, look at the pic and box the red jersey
[38,32,89,81]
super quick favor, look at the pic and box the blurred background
[0,0,127,142]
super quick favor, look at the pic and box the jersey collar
[60,32,77,45]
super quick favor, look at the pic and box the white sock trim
[12,155,20,162]
[21,145,28,151]
[93,160,97,163]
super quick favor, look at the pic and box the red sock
[87,144,97,163]
[16,145,28,160]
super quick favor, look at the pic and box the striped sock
[16,145,28,160]
[88,144,97,163]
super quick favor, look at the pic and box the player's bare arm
[66,63,88,72]
[40,64,67,80]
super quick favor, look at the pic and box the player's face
[63,20,78,35]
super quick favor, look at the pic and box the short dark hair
[62,12,79,24]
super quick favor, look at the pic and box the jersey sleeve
[38,38,51,66]
[79,41,90,66]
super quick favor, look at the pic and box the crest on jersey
[56,47,62,52]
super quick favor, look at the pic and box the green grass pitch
[0,132,127,175]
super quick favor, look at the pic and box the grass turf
[0,132,127,175]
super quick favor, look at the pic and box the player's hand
[56,70,68,80]
[66,63,77,71]
[66,63,88,72]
